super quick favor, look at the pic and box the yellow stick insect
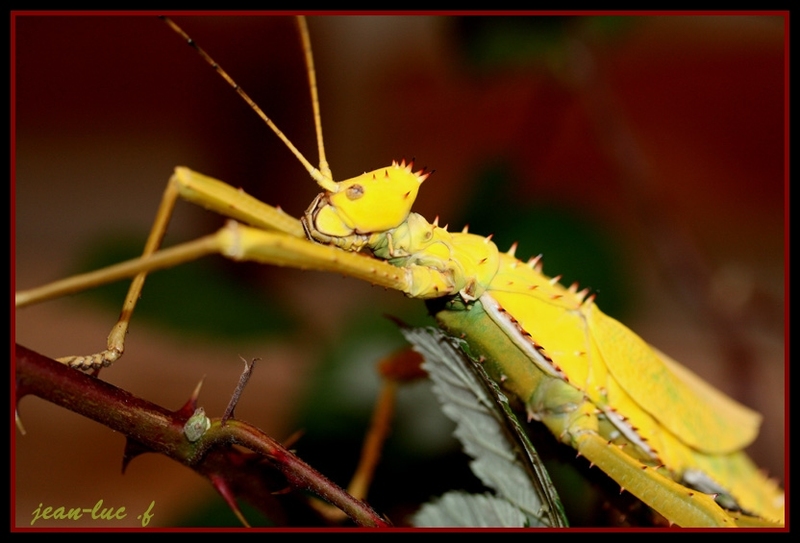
[14,15,785,527]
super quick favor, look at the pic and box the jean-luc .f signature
[30,499,155,527]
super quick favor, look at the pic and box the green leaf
[413,491,529,528]
[403,327,568,528]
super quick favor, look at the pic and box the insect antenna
[160,16,338,193]
[295,16,331,183]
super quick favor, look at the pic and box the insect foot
[55,319,129,370]
[57,348,122,371]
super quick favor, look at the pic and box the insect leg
[16,177,426,371]
[536,385,737,527]
[18,167,311,369]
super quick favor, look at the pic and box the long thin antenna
[160,16,339,193]
[296,16,331,183]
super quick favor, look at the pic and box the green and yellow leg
[15,168,424,370]
[541,393,737,527]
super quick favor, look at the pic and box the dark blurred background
[14,15,785,527]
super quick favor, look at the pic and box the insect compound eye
[345,184,365,200]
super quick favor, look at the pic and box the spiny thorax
[369,213,501,300]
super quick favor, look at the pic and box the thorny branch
[14,344,390,528]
